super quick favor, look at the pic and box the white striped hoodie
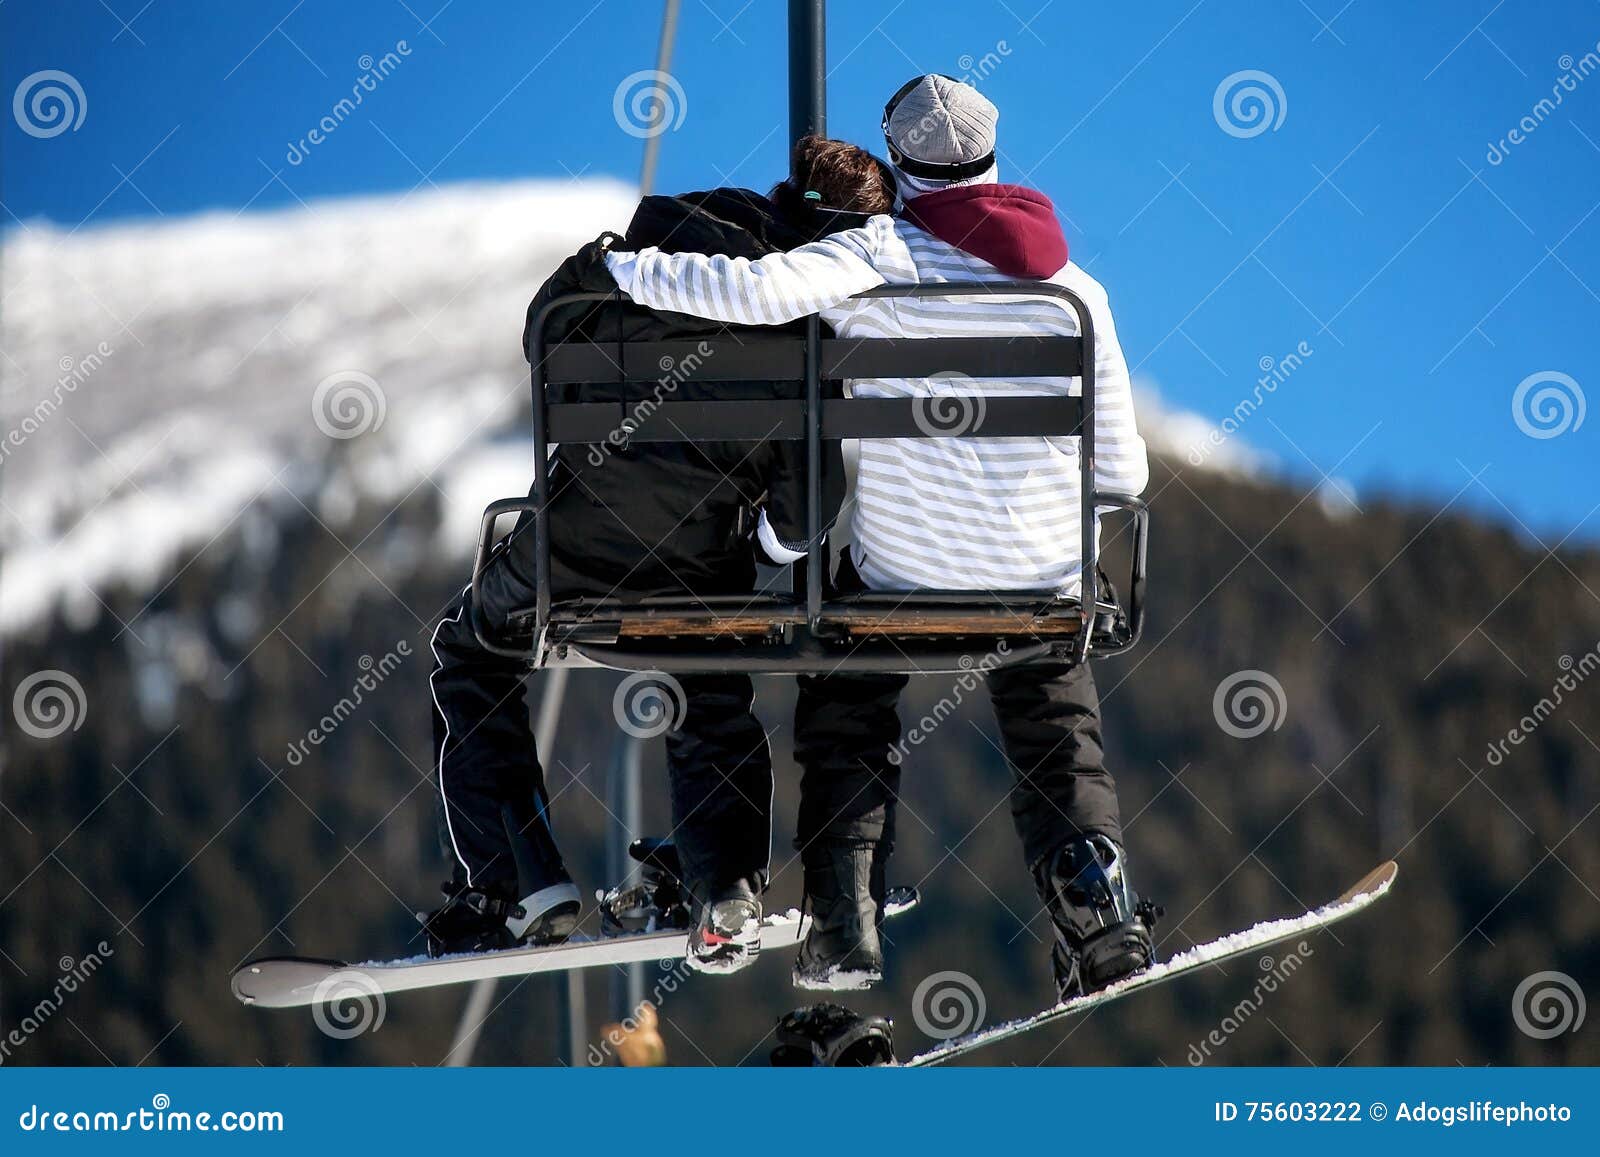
[605,211,1148,595]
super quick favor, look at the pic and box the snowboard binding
[420,882,524,957]
[598,838,693,936]
[770,1002,896,1067]
[1036,834,1163,1000]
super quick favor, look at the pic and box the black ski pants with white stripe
[429,536,772,905]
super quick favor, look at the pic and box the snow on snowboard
[232,887,919,1010]
[901,860,1398,1066]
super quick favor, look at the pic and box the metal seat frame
[471,282,1148,675]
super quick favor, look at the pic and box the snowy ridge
[907,861,1398,1066]
[1,179,638,634]
[3,180,1264,636]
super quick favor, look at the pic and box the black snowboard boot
[1033,834,1160,1001]
[421,879,579,958]
[792,842,885,991]
[770,1003,895,1067]
[421,881,520,957]
[684,878,763,975]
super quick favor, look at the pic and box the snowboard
[902,860,1397,1067]
[233,887,919,1010]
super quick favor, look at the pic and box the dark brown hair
[771,135,897,217]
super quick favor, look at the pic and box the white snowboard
[904,861,1398,1066]
[233,890,919,1010]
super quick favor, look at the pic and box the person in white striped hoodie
[605,75,1160,1001]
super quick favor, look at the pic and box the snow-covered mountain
[1,180,638,633]
[0,179,1250,634]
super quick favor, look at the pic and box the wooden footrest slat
[827,611,1082,638]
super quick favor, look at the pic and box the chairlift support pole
[606,734,646,1029]
[637,0,682,197]
[788,0,826,143]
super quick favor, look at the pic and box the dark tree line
[3,453,1596,1066]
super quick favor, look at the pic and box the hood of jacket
[527,188,872,354]
[899,183,1069,280]
[627,187,877,255]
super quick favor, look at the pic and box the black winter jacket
[522,188,855,600]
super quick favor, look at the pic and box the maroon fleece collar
[899,184,1069,280]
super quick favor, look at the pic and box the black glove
[570,231,624,291]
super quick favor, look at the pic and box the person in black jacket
[422,139,897,969]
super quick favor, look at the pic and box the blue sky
[4,0,1597,544]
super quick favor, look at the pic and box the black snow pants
[793,559,1121,871]
[430,502,772,904]
[793,660,1119,870]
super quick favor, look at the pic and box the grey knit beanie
[882,74,998,180]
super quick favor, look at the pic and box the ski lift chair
[471,282,1148,675]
